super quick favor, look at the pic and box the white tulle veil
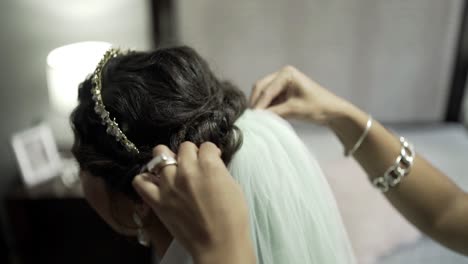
[160,109,356,264]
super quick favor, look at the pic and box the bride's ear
[133,200,173,251]
[134,202,151,221]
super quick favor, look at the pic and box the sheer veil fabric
[160,109,356,264]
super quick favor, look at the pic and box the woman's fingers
[198,142,222,167]
[152,144,176,158]
[133,173,161,208]
[178,141,199,168]
[151,144,178,189]
[253,66,294,109]
[134,142,255,261]
[267,100,294,118]
[250,72,276,106]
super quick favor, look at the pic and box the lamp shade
[46,41,111,115]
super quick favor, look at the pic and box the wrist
[324,100,362,128]
[326,102,370,152]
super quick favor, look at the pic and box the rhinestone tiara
[91,48,140,154]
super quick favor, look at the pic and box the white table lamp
[46,41,111,148]
[46,41,111,115]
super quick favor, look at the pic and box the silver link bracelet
[372,137,415,192]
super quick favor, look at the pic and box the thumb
[133,173,162,210]
[267,102,292,118]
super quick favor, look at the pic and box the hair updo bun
[71,46,247,199]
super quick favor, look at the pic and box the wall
[176,0,463,122]
[0,0,152,258]
[464,80,468,125]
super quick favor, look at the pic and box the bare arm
[330,103,468,255]
[251,65,468,256]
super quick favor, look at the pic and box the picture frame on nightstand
[11,123,62,187]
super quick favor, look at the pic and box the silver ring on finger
[142,154,178,175]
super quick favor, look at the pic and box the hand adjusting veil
[160,109,356,264]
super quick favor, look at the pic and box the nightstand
[4,178,152,264]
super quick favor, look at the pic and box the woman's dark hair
[71,46,247,200]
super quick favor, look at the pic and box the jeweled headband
[91,48,140,154]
